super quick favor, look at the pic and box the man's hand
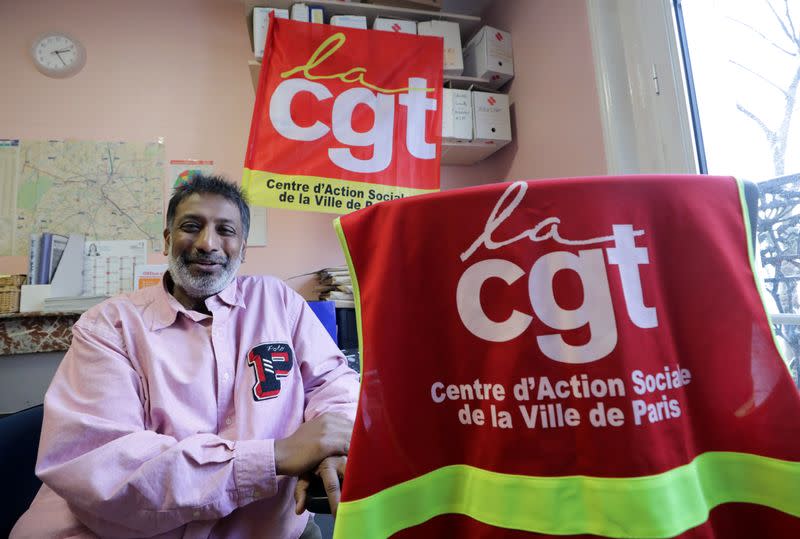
[274,413,352,477]
[295,456,347,516]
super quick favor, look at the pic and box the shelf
[249,60,261,90]
[244,1,481,41]
[0,311,82,355]
[0,310,84,319]
[441,139,509,166]
[444,75,492,90]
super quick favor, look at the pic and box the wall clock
[31,32,86,78]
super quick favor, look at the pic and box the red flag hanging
[243,16,443,214]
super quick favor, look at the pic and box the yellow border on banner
[242,168,438,215]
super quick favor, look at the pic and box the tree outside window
[677,0,800,385]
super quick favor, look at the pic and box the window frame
[585,0,698,175]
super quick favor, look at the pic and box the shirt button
[223,372,230,381]
[225,417,233,426]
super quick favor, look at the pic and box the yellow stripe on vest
[333,452,800,539]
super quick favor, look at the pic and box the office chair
[0,404,44,537]
[331,175,800,538]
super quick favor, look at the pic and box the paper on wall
[83,240,147,296]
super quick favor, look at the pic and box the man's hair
[166,174,250,239]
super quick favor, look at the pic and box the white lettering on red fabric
[456,181,658,364]
[269,77,435,173]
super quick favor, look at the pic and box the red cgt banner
[243,16,443,214]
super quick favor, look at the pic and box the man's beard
[167,247,243,299]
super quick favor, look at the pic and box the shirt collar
[217,276,246,309]
[147,272,245,331]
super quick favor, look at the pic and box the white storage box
[291,3,323,23]
[290,3,309,22]
[253,7,289,59]
[373,17,417,34]
[472,91,511,142]
[330,15,368,29]
[417,20,463,75]
[442,88,473,142]
[463,26,514,89]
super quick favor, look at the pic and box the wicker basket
[0,287,21,314]
[0,274,27,287]
[0,274,27,314]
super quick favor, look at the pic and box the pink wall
[442,0,608,185]
[0,0,606,295]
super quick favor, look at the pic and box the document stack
[314,266,354,308]
[43,295,108,313]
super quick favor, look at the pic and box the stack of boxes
[417,21,463,76]
[442,24,514,154]
[251,4,514,161]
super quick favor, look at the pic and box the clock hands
[50,47,73,67]
[53,50,68,66]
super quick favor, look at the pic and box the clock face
[31,32,86,78]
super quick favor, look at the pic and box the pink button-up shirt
[12,275,359,539]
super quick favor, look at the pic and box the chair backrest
[332,175,800,538]
[0,404,44,537]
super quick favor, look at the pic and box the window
[587,0,799,385]
[675,0,800,385]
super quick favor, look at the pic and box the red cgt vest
[333,175,800,538]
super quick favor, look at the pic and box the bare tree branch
[736,103,779,142]
[779,0,800,46]
[766,0,800,48]
[730,59,789,95]
[729,16,797,56]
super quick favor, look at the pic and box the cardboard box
[463,26,514,89]
[253,7,289,59]
[472,91,511,142]
[442,88,473,142]
[290,3,308,22]
[417,20,463,75]
[291,4,324,23]
[373,17,417,35]
[330,15,368,29]
[19,284,52,313]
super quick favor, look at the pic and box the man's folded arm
[36,323,277,538]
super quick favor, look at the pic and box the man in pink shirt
[12,175,359,538]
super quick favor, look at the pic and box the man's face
[163,193,247,301]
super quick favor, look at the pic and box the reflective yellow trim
[334,452,800,538]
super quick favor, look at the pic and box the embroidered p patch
[246,342,294,401]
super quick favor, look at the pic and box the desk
[0,312,82,355]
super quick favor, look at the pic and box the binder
[307,300,338,343]
[37,233,53,285]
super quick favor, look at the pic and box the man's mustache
[182,253,228,265]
